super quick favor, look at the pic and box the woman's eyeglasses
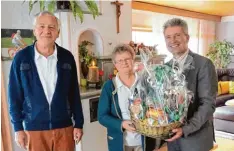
[115,58,132,64]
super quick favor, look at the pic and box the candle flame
[92,60,95,67]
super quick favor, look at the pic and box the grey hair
[33,11,61,31]
[112,44,135,63]
[163,18,188,35]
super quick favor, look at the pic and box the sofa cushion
[216,94,234,107]
[218,81,230,94]
[214,106,234,122]
[218,83,221,95]
[230,81,234,94]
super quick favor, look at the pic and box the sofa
[214,68,234,134]
[215,68,234,107]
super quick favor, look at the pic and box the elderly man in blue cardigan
[8,11,83,151]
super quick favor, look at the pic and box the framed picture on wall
[1,29,35,61]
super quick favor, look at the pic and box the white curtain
[198,20,216,56]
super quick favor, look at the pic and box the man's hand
[165,128,183,142]
[15,131,27,150]
[73,128,83,144]
[122,121,136,132]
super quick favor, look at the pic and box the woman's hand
[122,120,136,132]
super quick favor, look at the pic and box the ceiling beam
[132,1,221,22]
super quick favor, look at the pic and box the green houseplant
[206,40,234,68]
[79,40,94,78]
[25,0,99,23]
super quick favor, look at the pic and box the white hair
[33,11,61,31]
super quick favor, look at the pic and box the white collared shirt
[115,73,141,146]
[173,49,189,69]
[34,46,58,105]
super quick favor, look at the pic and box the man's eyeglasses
[115,58,132,64]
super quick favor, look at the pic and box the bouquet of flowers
[129,48,194,139]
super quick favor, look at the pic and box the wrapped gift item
[129,48,194,139]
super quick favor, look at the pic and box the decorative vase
[81,62,89,78]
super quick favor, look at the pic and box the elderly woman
[98,44,156,151]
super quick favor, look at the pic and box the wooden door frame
[1,68,13,151]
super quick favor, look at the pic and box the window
[132,31,155,46]
[132,12,216,62]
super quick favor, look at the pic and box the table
[225,99,234,106]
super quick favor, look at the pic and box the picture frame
[1,29,35,61]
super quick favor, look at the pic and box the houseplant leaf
[85,0,99,19]
[25,0,99,23]
[39,0,45,11]
[69,1,77,20]
[74,1,84,23]
[29,0,38,14]
[207,40,234,68]
[47,0,56,13]
[79,40,94,65]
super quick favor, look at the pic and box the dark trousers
[167,140,181,151]
[145,137,166,151]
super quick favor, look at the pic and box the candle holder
[87,59,99,88]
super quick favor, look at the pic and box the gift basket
[129,48,194,139]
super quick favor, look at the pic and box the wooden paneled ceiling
[135,0,234,16]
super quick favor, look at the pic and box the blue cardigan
[8,43,84,132]
[98,79,147,151]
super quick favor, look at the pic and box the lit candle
[87,60,99,82]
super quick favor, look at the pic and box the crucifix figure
[111,1,123,33]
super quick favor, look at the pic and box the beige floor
[214,137,234,151]
[155,137,234,151]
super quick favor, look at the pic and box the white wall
[1,1,132,151]
[216,15,234,68]
[55,1,132,80]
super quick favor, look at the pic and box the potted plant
[25,0,99,23]
[79,40,94,78]
[206,40,234,68]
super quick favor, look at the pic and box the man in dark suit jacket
[161,18,218,151]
